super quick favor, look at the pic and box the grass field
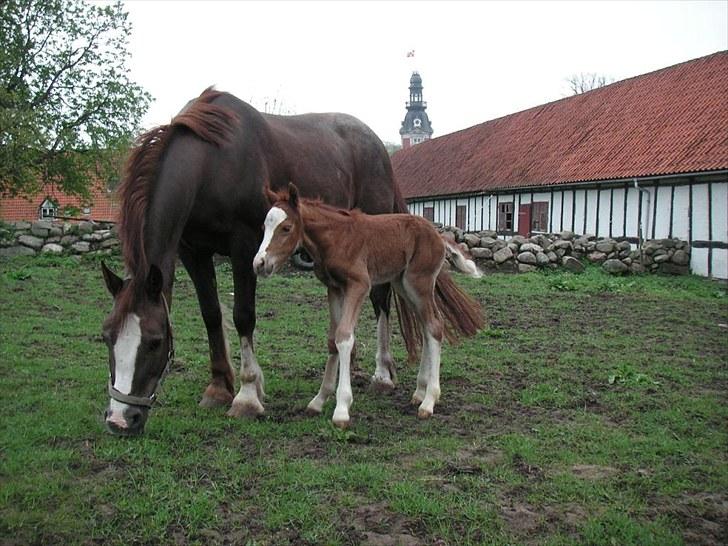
[1,254,726,545]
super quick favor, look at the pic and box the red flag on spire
[406,50,415,58]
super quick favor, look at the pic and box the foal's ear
[145,264,164,301]
[101,261,123,297]
[288,182,299,209]
[264,186,278,206]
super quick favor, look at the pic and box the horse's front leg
[306,287,342,415]
[227,242,265,418]
[369,284,397,392]
[332,281,369,429]
[178,247,235,408]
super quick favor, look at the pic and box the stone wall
[440,226,691,275]
[0,220,119,258]
[0,219,692,276]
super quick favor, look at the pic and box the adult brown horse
[100,88,406,435]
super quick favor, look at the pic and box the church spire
[399,71,433,149]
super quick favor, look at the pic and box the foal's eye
[282,225,292,233]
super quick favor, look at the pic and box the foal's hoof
[226,400,265,418]
[411,393,425,406]
[370,376,396,394]
[417,407,433,420]
[304,405,322,417]
[332,417,351,430]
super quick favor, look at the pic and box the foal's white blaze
[253,207,287,272]
[107,313,141,427]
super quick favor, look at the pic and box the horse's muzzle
[104,405,148,436]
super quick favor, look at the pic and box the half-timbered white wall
[408,173,728,279]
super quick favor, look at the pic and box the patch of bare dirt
[663,492,728,546]
[338,501,430,546]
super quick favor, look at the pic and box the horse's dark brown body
[101,89,406,435]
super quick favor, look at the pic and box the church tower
[399,71,433,150]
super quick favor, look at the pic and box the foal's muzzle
[253,254,276,277]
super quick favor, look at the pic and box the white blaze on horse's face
[106,313,141,428]
[253,206,288,277]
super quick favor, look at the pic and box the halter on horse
[254,183,484,428]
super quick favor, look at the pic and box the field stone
[478,230,497,238]
[558,230,575,240]
[507,242,519,254]
[18,234,44,250]
[671,249,689,265]
[587,251,607,263]
[547,251,558,263]
[493,246,513,264]
[78,221,94,234]
[470,247,492,259]
[31,220,52,237]
[520,243,543,253]
[0,246,36,257]
[595,240,616,253]
[536,252,550,266]
[463,233,481,247]
[61,235,79,246]
[602,259,630,274]
[510,235,528,246]
[518,263,538,273]
[517,251,537,265]
[71,241,91,253]
[13,221,31,230]
[561,256,585,273]
[42,243,64,254]
[480,237,498,249]
[653,253,671,264]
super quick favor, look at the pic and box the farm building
[392,51,728,279]
[0,182,119,224]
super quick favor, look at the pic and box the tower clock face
[413,118,422,128]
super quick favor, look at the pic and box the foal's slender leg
[306,287,343,414]
[369,284,396,392]
[228,237,265,418]
[178,246,235,407]
[333,282,370,428]
[401,274,444,418]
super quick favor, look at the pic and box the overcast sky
[122,0,727,144]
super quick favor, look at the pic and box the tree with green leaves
[0,0,151,197]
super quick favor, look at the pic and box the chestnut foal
[253,183,483,428]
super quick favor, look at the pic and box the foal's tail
[394,242,484,363]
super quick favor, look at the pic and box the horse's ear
[264,187,278,206]
[288,182,299,209]
[145,264,163,301]
[101,261,123,297]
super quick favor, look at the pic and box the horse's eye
[282,225,292,233]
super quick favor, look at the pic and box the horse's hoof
[199,384,234,408]
[417,407,433,420]
[411,394,424,406]
[370,376,395,394]
[226,400,264,418]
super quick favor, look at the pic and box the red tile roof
[0,182,119,223]
[392,51,728,199]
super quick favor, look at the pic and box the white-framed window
[39,198,58,219]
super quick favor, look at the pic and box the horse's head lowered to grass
[101,262,173,436]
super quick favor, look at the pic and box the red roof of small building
[392,51,728,199]
[0,182,119,223]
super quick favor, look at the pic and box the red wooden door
[518,204,532,236]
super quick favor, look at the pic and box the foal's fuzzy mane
[113,88,237,322]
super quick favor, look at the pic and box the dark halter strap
[108,293,174,408]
